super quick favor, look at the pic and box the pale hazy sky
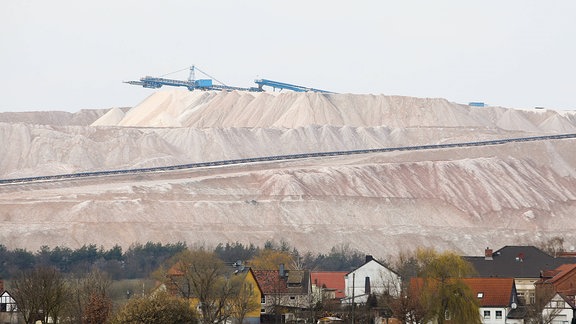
[2,1,575,112]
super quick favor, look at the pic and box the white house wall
[479,306,508,324]
[542,295,574,324]
[344,260,401,304]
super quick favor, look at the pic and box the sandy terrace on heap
[1,89,576,257]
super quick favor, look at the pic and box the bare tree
[228,275,260,324]
[525,284,565,324]
[165,249,236,324]
[391,250,427,324]
[83,292,113,324]
[66,269,112,323]
[391,288,426,324]
[538,236,566,257]
[11,267,69,324]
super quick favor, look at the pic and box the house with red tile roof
[409,277,523,324]
[464,278,523,324]
[311,271,347,304]
[252,265,312,322]
[311,271,347,301]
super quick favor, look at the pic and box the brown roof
[536,263,576,299]
[253,270,289,294]
[541,264,576,284]
[540,269,562,279]
[167,262,185,276]
[253,269,309,295]
[287,270,304,284]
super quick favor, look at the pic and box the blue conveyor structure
[124,66,334,93]
[253,79,333,93]
[124,66,261,92]
[124,76,258,92]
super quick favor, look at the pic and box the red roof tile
[252,270,289,294]
[311,272,347,299]
[410,277,515,307]
[547,264,576,283]
[463,278,515,307]
[540,269,561,279]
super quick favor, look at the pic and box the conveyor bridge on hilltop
[124,65,334,93]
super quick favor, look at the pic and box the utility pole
[352,273,355,324]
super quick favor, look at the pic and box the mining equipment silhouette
[124,65,334,93]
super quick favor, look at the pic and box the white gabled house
[0,290,18,324]
[463,278,523,324]
[0,291,17,312]
[342,255,401,304]
[540,293,575,324]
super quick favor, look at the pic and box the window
[261,296,265,304]
[0,301,15,312]
[517,291,526,304]
[444,310,451,320]
[483,310,490,319]
[290,296,296,300]
[260,308,265,313]
[550,315,568,324]
[552,300,565,308]
[477,292,484,298]
[496,310,502,319]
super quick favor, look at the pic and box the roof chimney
[485,247,493,260]
[279,264,285,278]
[365,255,374,263]
[365,276,371,294]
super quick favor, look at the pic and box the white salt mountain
[0,90,575,257]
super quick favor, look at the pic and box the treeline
[0,241,366,279]
[0,242,186,280]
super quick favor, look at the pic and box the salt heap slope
[1,90,576,256]
[95,89,563,129]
